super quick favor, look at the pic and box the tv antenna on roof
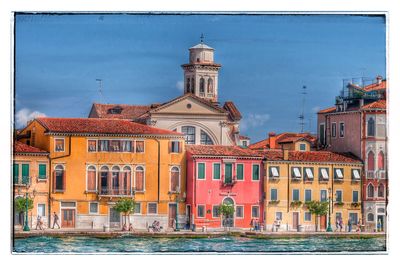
[96,79,104,103]
[298,85,307,133]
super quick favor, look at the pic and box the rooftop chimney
[268,132,277,149]
[376,75,383,84]
[283,148,289,161]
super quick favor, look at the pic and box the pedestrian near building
[339,217,343,232]
[347,219,352,232]
[52,212,60,229]
[35,215,43,230]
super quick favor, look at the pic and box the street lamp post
[23,192,30,231]
[326,188,333,232]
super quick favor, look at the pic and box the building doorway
[168,203,177,229]
[320,215,327,231]
[222,197,234,227]
[61,209,75,228]
[377,215,385,232]
[292,212,299,230]
[109,207,121,229]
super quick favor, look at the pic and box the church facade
[89,40,245,146]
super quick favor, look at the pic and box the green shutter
[236,164,243,180]
[224,163,232,183]
[213,163,220,180]
[252,165,259,180]
[39,164,47,179]
[13,164,19,183]
[198,163,205,179]
[21,164,29,184]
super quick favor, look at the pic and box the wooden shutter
[52,170,56,192]
[178,142,182,153]
[13,164,19,183]
[171,169,179,192]
[168,141,172,153]
[62,170,66,192]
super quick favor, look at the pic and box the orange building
[13,141,50,229]
[249,132,317,151]
[18,118,186,230]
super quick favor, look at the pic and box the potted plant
[334,201,344,207]
[269,200,280,205]
[290,200,302,209]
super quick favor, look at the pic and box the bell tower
[181,34,221,102]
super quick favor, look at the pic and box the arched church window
[367,151,375,171]
[378,151,385,170]
[191,78,195,94]
[367,183,374,198]
[200,130,214,145]
[199,78,205,94]
[182,126,196,144]
[207,78,214,94]
[378,183,385,198]
[186,78,190,93]
[367,117,375,136]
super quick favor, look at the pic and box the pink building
[186,145,263,230]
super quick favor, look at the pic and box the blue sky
[15,14,386,142]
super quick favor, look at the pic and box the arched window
[182,126,196,144]
[87,165,97,192]
[378,151,385,170]
[378,183,385,198]
[111,166,120,194]
[170,166,180,192]
[199,77,205,94]
[54,165,65,192]
[367,183,374,198]
[186,78,190,93]
[123,166,131,195]
[207,78,213,94]
[191,77,195,94]
[200,130,214,145]
[223,197,234,206]
[100,166,109,194]
[367,151,375,171]
[367,117,375,136]
[367,213,374,222]
[135,166,145,192]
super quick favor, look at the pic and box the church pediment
[149,94,228,116]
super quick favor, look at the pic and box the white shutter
[336,169,343,178]
[271,167,279,177]
[306,168,314,178]
[353,169,360,179]
[321,168,329,179]
[294,167,301,178]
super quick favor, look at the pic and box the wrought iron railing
[99,187,133,196]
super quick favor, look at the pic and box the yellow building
[13,141,50,229]
[18,117,186,230]
[263,148,363,232]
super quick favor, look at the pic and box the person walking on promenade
[249,219,254,231]
[335,217,340,232]
[52,212,60,229]
[339,217,343,232]
[356,219,362,232]
[35,215,43,230]
[347,218,352,232]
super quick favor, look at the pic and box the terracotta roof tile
[14,141,48,154]
[187,145,262,158]
[262,150,362,163]
[317,106,336,114]
[239,135,250,140]
[249,132,316,150]
[223,101,242,120]
[362,100,386,110]
[91,103,152,120]
[36,118,182,136]
[363,80,386,92]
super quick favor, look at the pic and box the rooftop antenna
[96,79,103,103]
[200,33,205,43]
[298,85,307,133]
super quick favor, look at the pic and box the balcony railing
[14,176,31,186]
[378,170,386,179]
[99,187,133,196]
[221,177,237,187]
[367,171,375,179]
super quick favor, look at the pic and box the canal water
[13,235,386,253]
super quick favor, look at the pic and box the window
[212,205,220,218]
[37,204,45,217]
[319,168,329,180]
[170,141,181,153]
[275,212,283,221]
[98,140,109,152]
[367,184,374,198]
[236,164,244,180]
[20,164,30,185]
[292,189,300,201]
[304,167,314,180]
[305,189,312,202]
[334,168,344,180]
[200,130,214,145]
[378,151,385,170]
[207,78,214,94]
[252,164,260,181]
[331,122,337,138]
[335,190,343,202]
[136,141,145,153]
[335,212,342,221]
[121,140,132,152]
[191,77,195,93]
[352,169,361,180]
[122,166,131,194]
[291,167,301,179]
[135,166,145,192]
[299,143,306,151]
[320,190,327,202]
[197,205,205,218]
[304,212,311,222]
[197,163,205,180]
[61,202,76,208]
[87,165,97,192]
[339,122,345,138]
[170,167,180,192]
[367,117,375,137]
[89,202,98,214]
[199,77,205,94]
[352,191,359,203]
[367,151,375,171]
[319,123,325,145]
[269,166,280,178]
[378,183,385,198]
[224,163,233,183]
[55,138,65,152]
[148,203,157,214]
[54,165,65,191]
[100,166,109,194]
[134,203,141,214]
[13,163,19,183]
[88,140,97,152]
[38,164,47,179]
[251,206,260,218]
[242,140,248,147]
[367,213,374,222]
[186,77,190,92]
[182,126,196,144]
[270,189,278,201]
[108,107,122,114]
[349,213,358,225]
[213,163,221,180]
[236,206,244,218]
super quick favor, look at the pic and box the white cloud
[241,113,271,132]
[15,108,46,128]
[176,80,184,92]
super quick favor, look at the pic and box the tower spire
[200,33,204,43]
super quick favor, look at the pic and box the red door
[320,215,327,230]
[292,212,299,230]
[61,209,75,228]
[168,204,177,228]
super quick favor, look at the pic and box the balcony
[378,170,386,179]
[99,187,133,197]
[14,176,31,186]
[367,171,374,179]
[221,176,237,187]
